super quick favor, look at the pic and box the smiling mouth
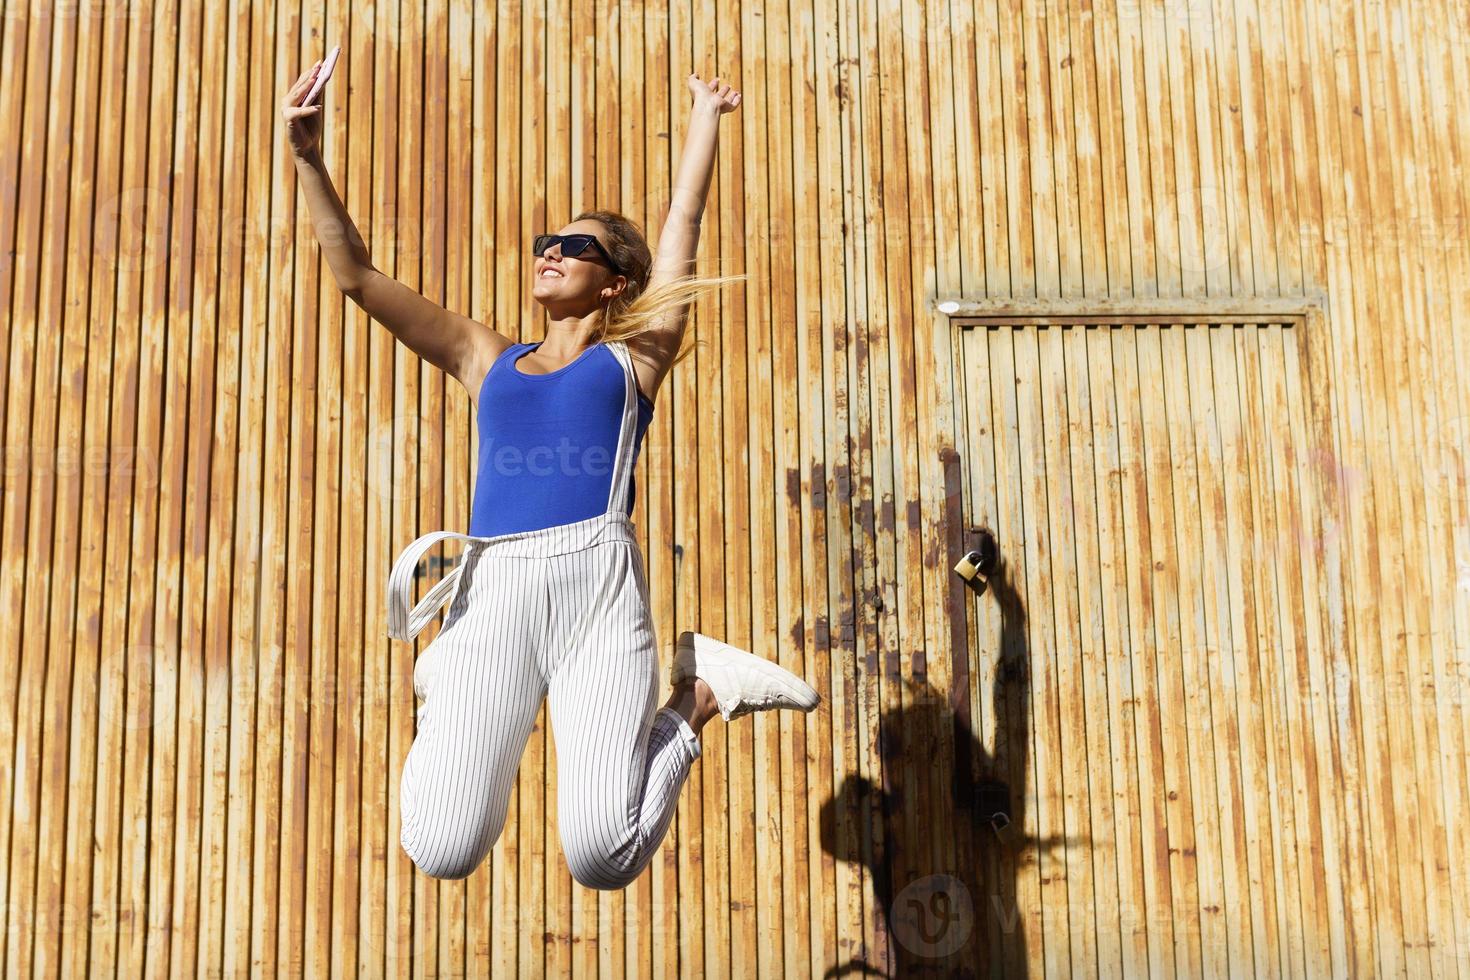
[539,267,564,279]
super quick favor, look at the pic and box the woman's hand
[686,73,742,115]
[281,56,336,158]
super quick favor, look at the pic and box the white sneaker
[671,631,821,721]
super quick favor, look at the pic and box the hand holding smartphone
[304,44,341,106]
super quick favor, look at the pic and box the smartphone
[304,45,341,106]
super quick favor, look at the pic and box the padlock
[953,528,998,595]
[974,780,1015,844]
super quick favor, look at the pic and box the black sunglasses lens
[533,234,595,256]
[560,235,595,257]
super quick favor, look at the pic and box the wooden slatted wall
[1,0,1466,976]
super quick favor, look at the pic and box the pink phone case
[305,45,340,105]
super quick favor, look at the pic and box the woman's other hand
[281,55,335,158]
[686,73,742,115]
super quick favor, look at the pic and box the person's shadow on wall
[820,555,1067,978]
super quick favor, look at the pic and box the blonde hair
[575,208,745,368]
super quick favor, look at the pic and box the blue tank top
[469,340,655,536]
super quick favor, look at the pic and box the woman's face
[530,219,625,311]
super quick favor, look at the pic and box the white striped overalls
[385,340,701,888]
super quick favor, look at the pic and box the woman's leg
[663,676,722,733]
[399,550,548,879]
[543,541,702,891]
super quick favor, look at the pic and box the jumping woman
[282,56,821,888]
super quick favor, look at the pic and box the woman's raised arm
[281,56,511,400]
[635,75,742,389]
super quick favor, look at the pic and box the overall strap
[386,530,482,641]
[602,340,641,517]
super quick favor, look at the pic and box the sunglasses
[532,233,625,277]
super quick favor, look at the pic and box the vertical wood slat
[837,0,887,971]
[1416,0,1470,968]
[0,2,36,976]
[1060,326,1119,978]
[227,0,273,972]
[713,0,757,973]
[790,0,840,974]
[362,0,404,970]
[1190,322,1256,977]
[814,0,867,974]
[985,323,1041,978]
[1262,320,1335,978]
[664,0,704,969]
[55,4,104,980]
[905,9,974,979]
[897,0,945,947]
[1213,327,1282,979]
[1097,324,1166,979]
[174,4,216,978]
[1011,327,1070,974]
[1107,323,1178,980]
[1240,323,1309,978]
[1136,322,1207,976]
[87,0,146,974]
[1036,325,1095,976]
[764,0,809,972]
[954,322,998,974]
